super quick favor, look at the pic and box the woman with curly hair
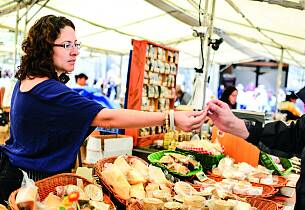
[0,15,207,203]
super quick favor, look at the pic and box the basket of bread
[9,173,115,210]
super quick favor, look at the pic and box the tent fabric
[0,0,304,68]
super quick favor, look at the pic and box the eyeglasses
[53,41,81,49]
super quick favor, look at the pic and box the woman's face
[229,90,238,105]
[53,26,79,73]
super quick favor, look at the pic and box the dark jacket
[247,116,305,210]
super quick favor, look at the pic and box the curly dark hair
[15,15,75,80]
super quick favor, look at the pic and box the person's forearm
[92,108,165,128]
[227,118,250,139]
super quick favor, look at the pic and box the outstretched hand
[206,99,249,139]
[174,109,207,132]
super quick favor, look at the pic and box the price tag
[196,171,207,182]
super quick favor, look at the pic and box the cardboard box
[79,134,133,167]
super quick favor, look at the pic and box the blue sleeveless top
[1,79,103,173]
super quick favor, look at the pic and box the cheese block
[164,201,185,210]
[101,164,131,200]
[213,199,234,210]
[84,184,103,201]
[15,187,38,210]
[152,190,172,202]
[183,195,205,208]
[142,198,164,210]
[113,156,131,176]
[43,193,62,210]
[130,183,145,200]
[127,168,146,184]
[89,200,110,210]
[129,158,149,178]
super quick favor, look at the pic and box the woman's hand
[206,99,249,139]
[174,109,207,132]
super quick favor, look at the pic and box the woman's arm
[91,108,207,132]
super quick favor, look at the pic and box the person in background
[219,86,238,109]
[279,91,302,121]
[207,99,305,209]
[0,15,207,204]
[175,84,191,105]
[74,73,88,87]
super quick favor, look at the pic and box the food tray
[147,150,203,177]
[94,155,148,207]
[176,147,224,171]
[259,151,293,176]
[9,173,115,210]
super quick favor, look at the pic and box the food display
[148,150,202,176]
[211,157,287,187]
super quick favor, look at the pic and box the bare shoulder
[20,77,49,92]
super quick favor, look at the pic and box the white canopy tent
[0,0,304,68]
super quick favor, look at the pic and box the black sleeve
[246,115,305,157]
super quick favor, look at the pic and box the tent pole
[13,2,20,74]
[202,0,216,106]
[275,48,284,112]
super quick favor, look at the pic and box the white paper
[103,137,133,157]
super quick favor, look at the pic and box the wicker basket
[8,173,115,210]
[127,197,280,210]
[246,197,281,210]
[94,155,148,206]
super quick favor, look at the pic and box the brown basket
[8,173,115,210]
[94,155,148,206]
[246,197,281,210]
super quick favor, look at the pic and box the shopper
[175,85,191,105]
[219,86,238,109]
[279,91,302,121]
[74,73,88,87]
[207,99,305,209]
[0,15,206,204]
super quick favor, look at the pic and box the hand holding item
[206,99,249,139]
[174,109,207,133]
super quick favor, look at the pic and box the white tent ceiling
[0,0,305,68]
